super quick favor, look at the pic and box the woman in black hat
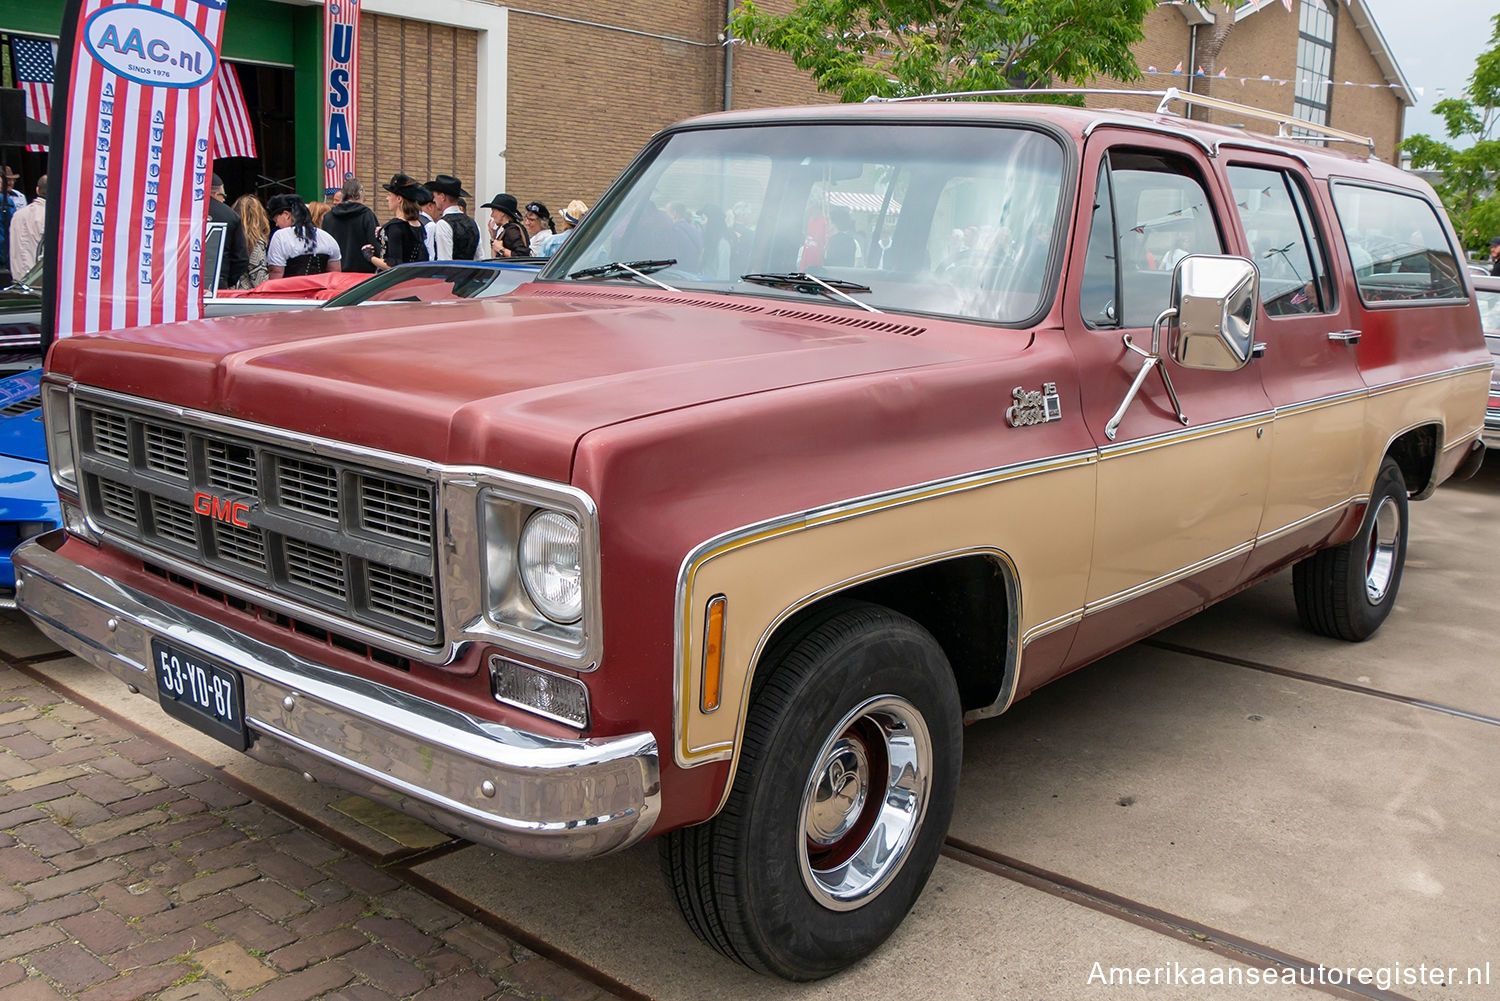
[523,200,555,256]
[366,174,430,271]
[481,193,531,258]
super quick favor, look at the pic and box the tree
[1399,14,1500,252]
[727,0,1167,104]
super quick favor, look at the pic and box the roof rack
[864,85,1376,153]
[1154,87,1374,152]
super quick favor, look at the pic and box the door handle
[1328,329,1362,345]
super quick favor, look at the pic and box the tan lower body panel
[672,365,1489,782]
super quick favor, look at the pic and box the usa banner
[41,0,229,341]
[323,0,359,193]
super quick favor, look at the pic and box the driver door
[1063,134,1274,668]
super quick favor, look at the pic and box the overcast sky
[1360,0,1496,145]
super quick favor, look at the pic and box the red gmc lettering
[192,492,250,529]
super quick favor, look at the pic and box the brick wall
[1325,0,1404,164]
[349,0,1406,220]
[728,0,826,111]
[502,9,723,213]
[1086,5,1192,116]
[356,13,479,198]
[1088,2,1405,164]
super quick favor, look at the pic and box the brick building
[1086,0,1414,165]
[0,0,1409,210]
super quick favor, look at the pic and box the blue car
[0,259,542,606]
[0,370,59,608]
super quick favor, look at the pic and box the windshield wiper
[739,272,882,313]
[568,259,679,292]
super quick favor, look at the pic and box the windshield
[547,123,1068,324]
[322,264,536,307]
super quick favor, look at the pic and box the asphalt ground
[4,460,1500,1000]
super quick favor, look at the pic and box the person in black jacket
[323,178,380,274]
[208,175,249,291]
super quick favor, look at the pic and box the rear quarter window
[1330,183,1465,305]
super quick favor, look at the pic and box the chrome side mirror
[1168,255,1259,372]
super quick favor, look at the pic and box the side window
[1330,184,1465,303]
[1227,165,1332,316]
[1080,150,1225,329]
[1080,163,1119,326]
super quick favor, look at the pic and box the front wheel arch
[749,552,1017,716]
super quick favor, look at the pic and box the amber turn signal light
[700,595,727,713]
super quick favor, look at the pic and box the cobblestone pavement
[0,662,628,1001]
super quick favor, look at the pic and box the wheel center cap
[807,738,869,845]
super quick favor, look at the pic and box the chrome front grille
[77,401,441,645]
[144,425,189,479]
[277,456,339,520]
[360,476,432,547]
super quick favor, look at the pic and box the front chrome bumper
[13,531,660,860]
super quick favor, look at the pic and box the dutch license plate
[151,639,249,751]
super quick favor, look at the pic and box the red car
[14,91,1490,979]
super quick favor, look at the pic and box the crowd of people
[0,163,590,293]
[209,172,590,292]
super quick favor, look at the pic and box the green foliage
[1399,14,1500,251]
[727,0,1163,104]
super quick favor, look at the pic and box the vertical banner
[323,0,359,193]
[45,0,228,339]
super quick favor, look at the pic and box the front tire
[1293,456,1408,641]
[660,602,962,980]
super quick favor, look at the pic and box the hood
[0,370,47,464]
[50,293,969,482]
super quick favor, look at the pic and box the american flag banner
[210,60,256,159]
[50,0,229,336]
[323,0,359,192]
[10,37,58,151]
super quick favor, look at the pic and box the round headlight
[518,511,584,624]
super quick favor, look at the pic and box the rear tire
[1293,457,1408,641]
[659,602,961,980]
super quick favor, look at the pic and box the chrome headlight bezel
[40,376,79,495]
[439,470,601,671]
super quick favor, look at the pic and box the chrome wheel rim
[797,695,932,911]
[1365,495,1401,603]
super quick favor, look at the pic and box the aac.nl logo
[84,5,217,89]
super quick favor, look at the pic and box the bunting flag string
[1140,65,1413,93]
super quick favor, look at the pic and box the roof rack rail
[865,88,1163,104]
[864,85,1376,153]
[1153,87,1374,152]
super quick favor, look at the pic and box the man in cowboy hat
[0,165,24,279]
[427,174,483,261]
[481,193,531,258]
[416,188,438,261]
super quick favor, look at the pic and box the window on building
[1330,184,1464,304]
[1293,0,1336,138]
[1226,165,1333,316]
